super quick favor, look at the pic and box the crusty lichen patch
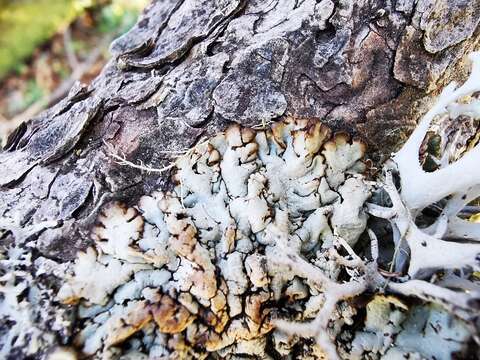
[58,117,372,358]
[0,245,72,359]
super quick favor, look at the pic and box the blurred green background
[0,0,147,79]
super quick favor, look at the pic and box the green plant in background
[98,0,148,36]
[23,80,44,107]
[0,0,148,81]
[0,0,88,80]
[4,80,44,116]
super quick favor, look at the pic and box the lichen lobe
[58,117,372,358]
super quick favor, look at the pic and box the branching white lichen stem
[394,52,480,212]
[367,228,379,263]
[387,279,477,313]
[368,170,480,277]
[427,185,480,241]
[274,266,367,360]
[268,211,368,360]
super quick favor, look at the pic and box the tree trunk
[0,0,479,358]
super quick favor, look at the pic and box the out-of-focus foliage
[0,0,148,80]
[0,0,84,79]
[98,0,148,35]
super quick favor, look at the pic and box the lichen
[56,117,371,358]
[350,296,472,360]
[3,52,480,360]
[0,245,72,358]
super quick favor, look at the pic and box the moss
[0,0,86,80]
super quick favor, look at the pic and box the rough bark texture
[0,0,479,357]
[2,0,479,258]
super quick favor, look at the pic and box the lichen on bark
[1,1,480,359]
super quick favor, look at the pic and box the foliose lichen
[2,53,480,359]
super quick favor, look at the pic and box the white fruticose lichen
[365,53,480,317]
[3,53,480,359]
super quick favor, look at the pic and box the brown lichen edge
[58,117,373,358]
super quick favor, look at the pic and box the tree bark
[0,0,479,357]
